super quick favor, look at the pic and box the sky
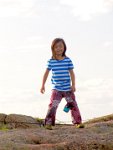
[0,0,113,123]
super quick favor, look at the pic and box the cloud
[0,0,35,17]
[75,78,113,120]
[104,41,113,47]
[60,0,113,21]
[0,35,48,50]
[1,0,113,19]
[0,0,61,17]
[16,36,48,50]
[76,78,113,104]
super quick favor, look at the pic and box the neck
[55,55,65,60]
[56,55,63,59]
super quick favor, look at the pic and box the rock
[0,113,7,122]
[5,114,39,129]
[0,113,7,127]
[0,113,113,149]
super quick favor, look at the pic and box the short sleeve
[46,59,52,70]
[68,58,74,70]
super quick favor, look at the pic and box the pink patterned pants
[45,90,82,126]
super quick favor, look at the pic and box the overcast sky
[0,0,113,123]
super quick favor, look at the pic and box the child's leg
[64,91,82,124]
[45,90,62,126]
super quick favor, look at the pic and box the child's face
[54,41,64,56]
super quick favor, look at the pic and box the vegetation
[0,124,9,131]
[84,114,113,124]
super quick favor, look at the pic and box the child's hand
[71,85,76,92]
[40,86,45,94]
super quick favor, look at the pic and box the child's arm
[40,69,50,94]
[69,69,76,92]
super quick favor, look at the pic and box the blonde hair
[51,38,67,59]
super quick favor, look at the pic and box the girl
[40,38,83,130]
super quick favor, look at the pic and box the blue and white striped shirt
[47,57,74,91]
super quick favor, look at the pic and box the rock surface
[0,114,113,150]
[0,113,7,127]
[0,113,41,129]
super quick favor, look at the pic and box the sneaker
[45,125,52,130]
[75,124,85,128]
